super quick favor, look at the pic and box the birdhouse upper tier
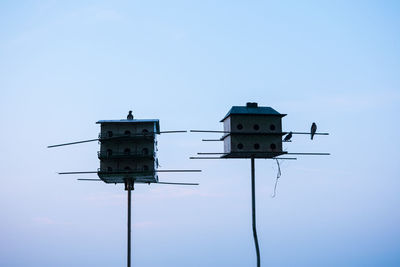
[96,119,160,184]
[220,102,287,158]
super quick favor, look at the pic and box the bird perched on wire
[127,110,134,120]
[283,131,292,142]
[311,122,317,140]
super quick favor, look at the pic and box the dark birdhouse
[96,118,160,183]
[220,102,286,158]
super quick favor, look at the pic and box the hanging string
[271,159,281,198]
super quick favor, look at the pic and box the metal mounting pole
[125,179,134,267]
[251,157,260,267]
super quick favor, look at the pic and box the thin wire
[272,159,281,198]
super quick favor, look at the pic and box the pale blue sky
[1,1,400,266]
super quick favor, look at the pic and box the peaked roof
[220,104,286,122]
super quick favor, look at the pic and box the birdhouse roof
[96,119,160,133]
[220,103,286,122]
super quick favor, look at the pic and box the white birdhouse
[220,102,286,158]
[96,119,160,183]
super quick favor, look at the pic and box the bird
[283,131,292,142]
[127,110,133,120]
[311,122,317,140]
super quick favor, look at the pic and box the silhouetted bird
[127,111,133,120]
[311,122,317,140]
[283,131,292,142]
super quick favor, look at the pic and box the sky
[1,0,400,266]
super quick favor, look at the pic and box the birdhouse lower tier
[98,148,158,183]
[222,134,286,158]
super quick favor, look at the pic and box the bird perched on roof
[283,131,292,142]
[127,111,133,120]
[311,122,317,140]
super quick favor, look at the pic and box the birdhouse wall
[100,156,155,169]
[222,114,283,156]
[100,122,156,138]
[117,159,155,171]
[228,135,282,153]
[223,117,231,133]
[100,160,119,171]
[97,121,158,184]
[100,139,155,155]
[227,115,282,134]
[223,135,232,154]
[99,158,157,183]
[99,123,156,171]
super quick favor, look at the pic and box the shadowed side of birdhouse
[96,119,160,184]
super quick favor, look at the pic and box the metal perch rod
[59,170,202,175]
[190,157,297,160]
[190,130,329,135]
